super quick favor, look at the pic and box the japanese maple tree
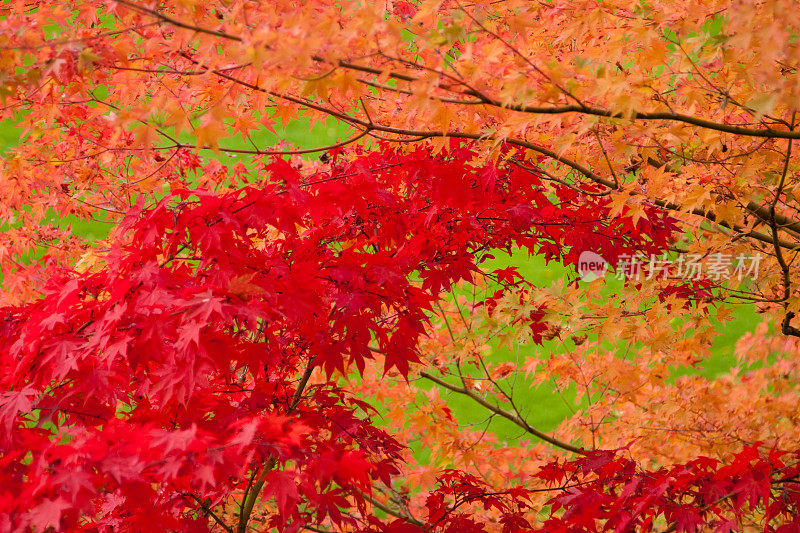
[2,0,800,531]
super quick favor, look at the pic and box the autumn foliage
[3,0,800,531]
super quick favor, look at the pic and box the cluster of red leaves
[371,469,534,533]
[0,142,676,531]
[535,446,800,533]
[423,470,534,532]
[386,446,800,533]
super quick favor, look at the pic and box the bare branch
[419,371,585,455]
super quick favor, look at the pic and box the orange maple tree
[2,0,800,531]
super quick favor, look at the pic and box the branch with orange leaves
[114,0,800,141]
[419,370,585,455]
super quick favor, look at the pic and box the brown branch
[0,22,161,50]
[237,457,277,533]
[232,360,315,531]
[358,78,484,105]
[483,100,800,140]
[189,128,370,156]
[769,115,800,336]
[357,489,427,529]
[115,0,242,41]
[301,526,332,533]
[184,493,234,533]
[290,357,315,412]
[419,371,585,455]
[508,158,612,197]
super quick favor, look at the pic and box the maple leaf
[264,471,301,519]
[0,386,35,436]
[337,451,374,489]
[27,498,70,531]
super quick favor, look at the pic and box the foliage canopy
[2,0,800,531]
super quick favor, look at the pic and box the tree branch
[419,371,585,455]
[184,493,234,533]
[290,357,316,412]
[357,489,427,529]
[768,116,800,336]
[237,457,277,533]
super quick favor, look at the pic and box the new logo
[578,251,608,282]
